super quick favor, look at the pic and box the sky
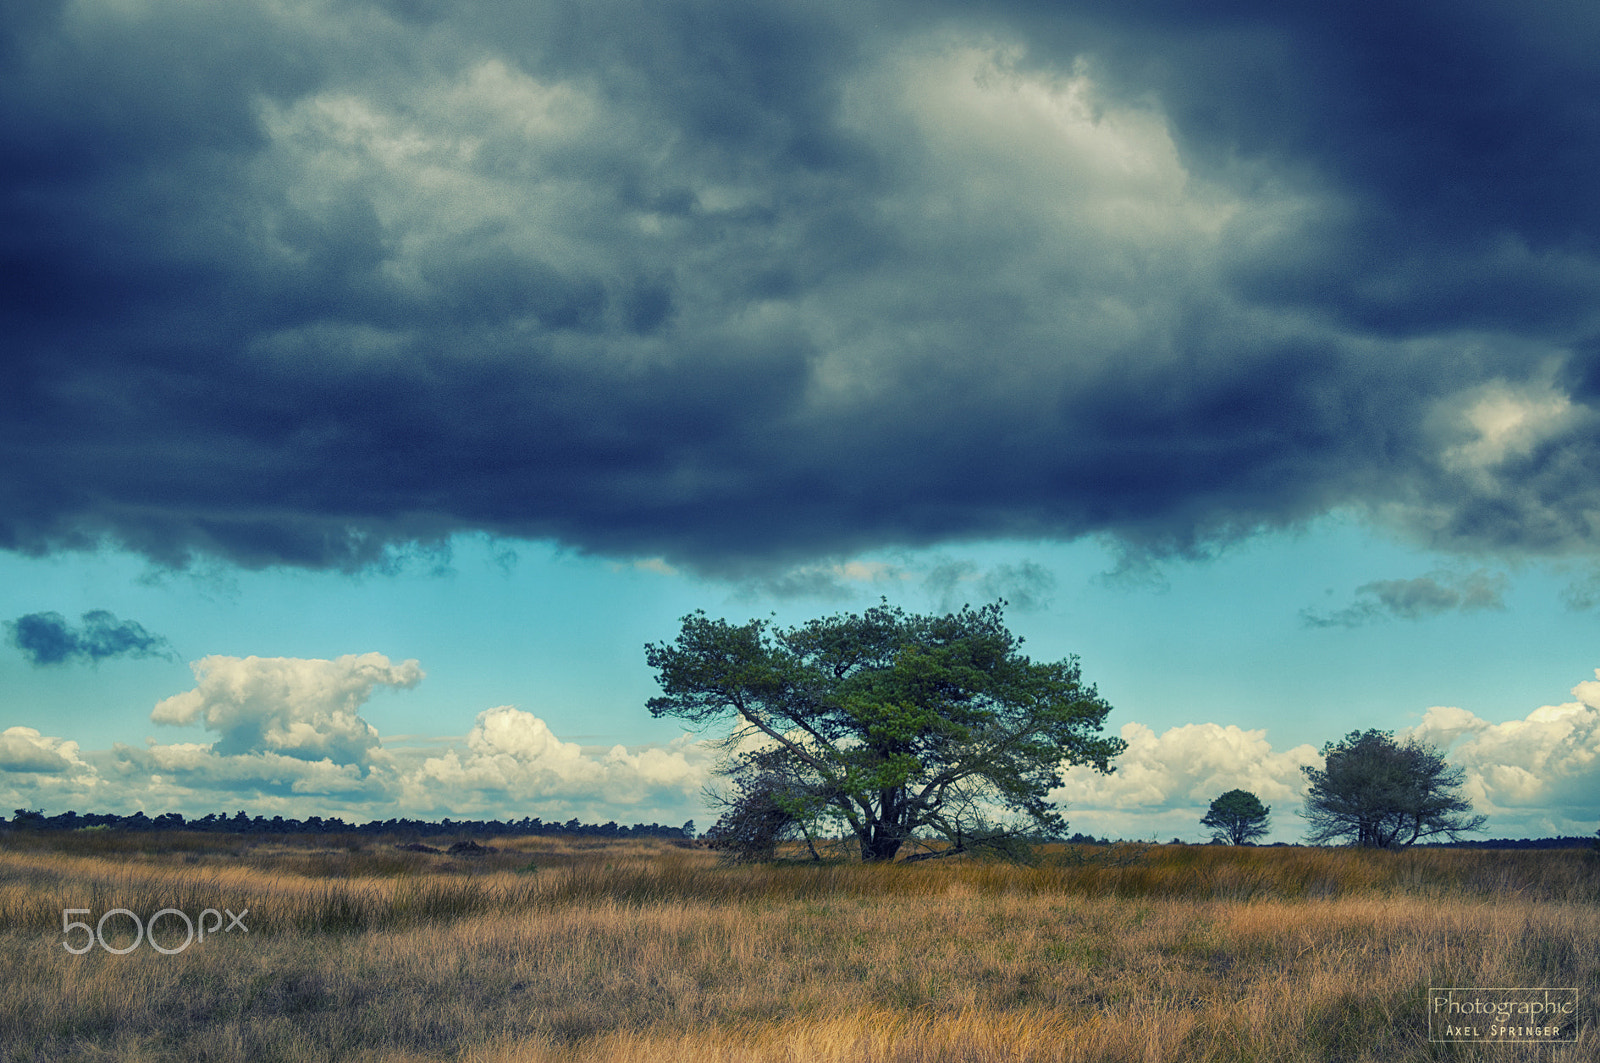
[3,0,1599,843]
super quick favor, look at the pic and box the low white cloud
[2,656,716,823]
[111,742,395,799]
[1056,721,1320,809]
[0,726,90,775]
[1049,681,1600,841]
[0,727,108,813]
[151,653,424,763]
[406,705,715,818]
[1051,721,1321,841]
[1406,675,1600,834]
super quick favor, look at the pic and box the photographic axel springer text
[62,907,249,955]
[1430,989,1578,1043]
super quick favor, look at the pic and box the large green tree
[1301,729,1486,849]
[645,601,1124,862]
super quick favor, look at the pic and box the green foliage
[646,600,1124,862]
[1301,729,1486,849]
[1201,789,1272,845]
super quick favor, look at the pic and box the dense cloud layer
[5,1,1600,574]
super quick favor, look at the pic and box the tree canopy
[1201,789,1271,845]
[1301,729,1486,849]
[645,601,1124,862]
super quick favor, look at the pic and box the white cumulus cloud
[1406,674,1600,834]
[0,726,90,775]
[1051,721,1321,841]
[408,705,715,818]
[151,652,423,763]
[1056,721,1320,809]
[0,726,108,813]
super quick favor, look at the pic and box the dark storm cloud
[5,1,1600,576]
[6,611,178,666]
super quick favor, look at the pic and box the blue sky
[4,0,1600,842]
[6,519,1598,841]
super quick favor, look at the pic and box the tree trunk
[858,823,904,862]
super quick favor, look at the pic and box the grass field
[0,831,1594,1061]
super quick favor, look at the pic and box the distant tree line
[5,806,1587,849]
[1415,836,1596,850]
[4,808,696,840]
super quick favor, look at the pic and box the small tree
[1201,789,1271,845]
[703,747,833,862]
[1301,729,1486,849]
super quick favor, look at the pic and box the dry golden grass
[0,833,1594,1062]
